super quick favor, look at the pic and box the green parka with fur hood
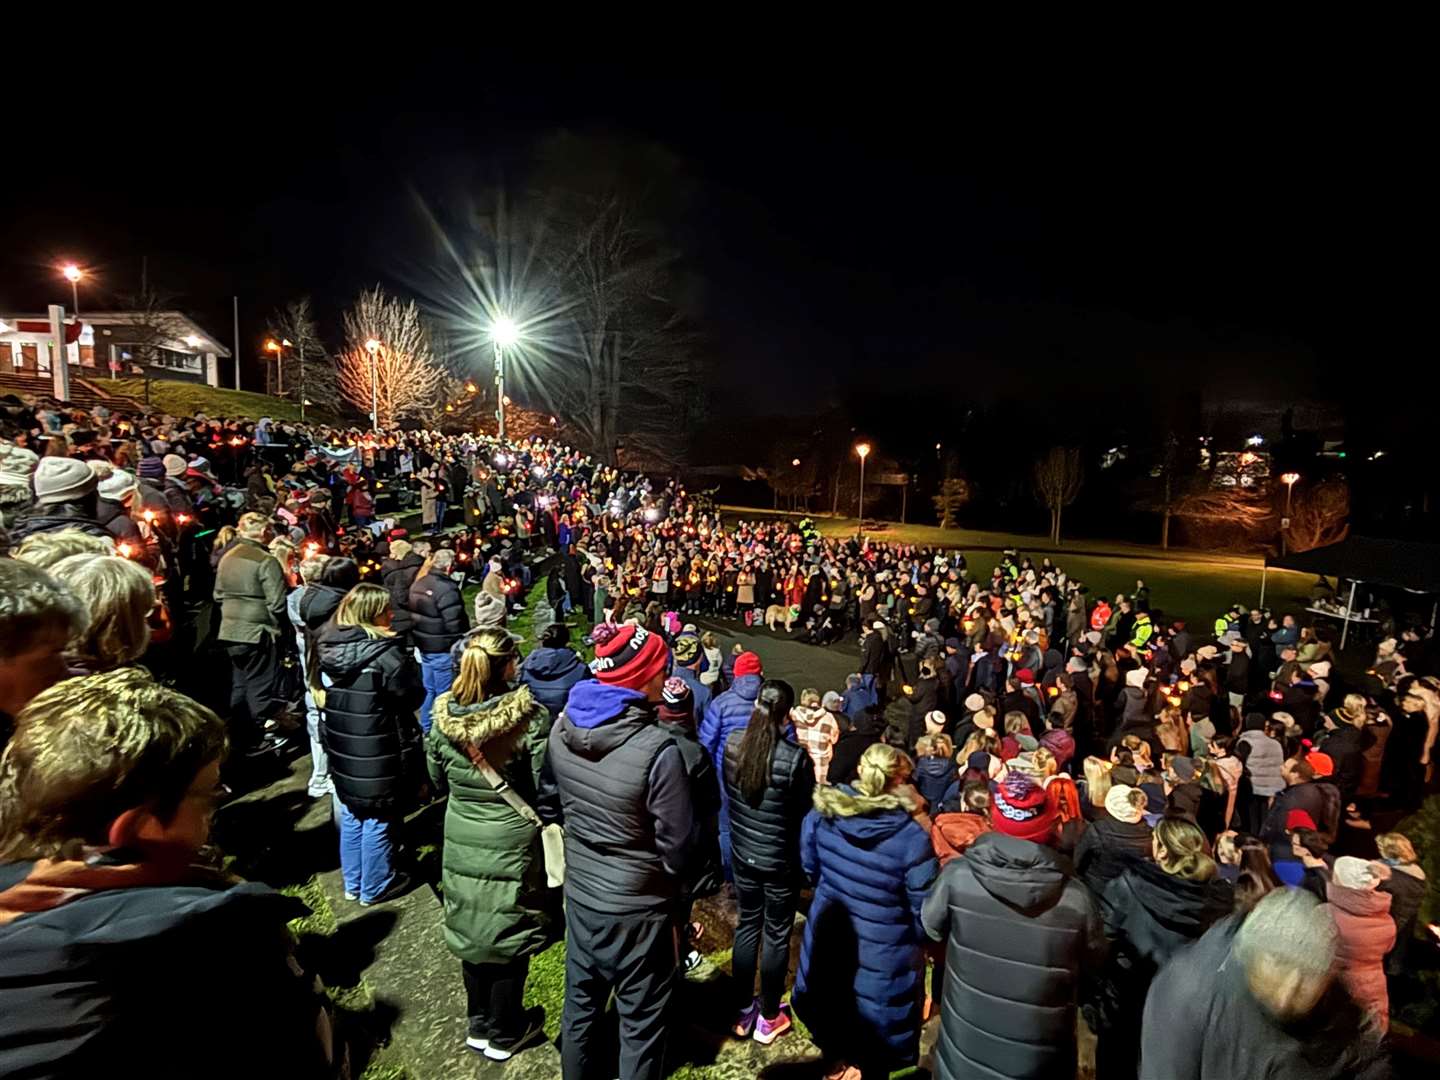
[426,683,560,965]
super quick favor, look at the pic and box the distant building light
[1246,434,1264,446]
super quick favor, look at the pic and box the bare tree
[767,444,817,511]
[1170,486,1276,551]
[112,286,190,406]
[266,297,343,413]
[337,287,446,428]
[1032,447,1085,544]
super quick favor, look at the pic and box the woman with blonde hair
[427,628,555,1060]
[47,553,155,676]
[1093,817,1232,1079]
[13,528,113,571]
[1079,755,1113,820]
[1376,830,1426,977]
[316,582,424,906]
[793,742,939,1079]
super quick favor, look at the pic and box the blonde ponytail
[451,628,520,704]
[856,743,912,798]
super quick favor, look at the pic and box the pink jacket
[1322,881,1395,1031]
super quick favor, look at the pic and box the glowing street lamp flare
[491,316,520,348]
[1281,472,1301,486]
[855,442,871,460]
[60,264,84,320]
[854,442,872,533]
[62,264,82,284]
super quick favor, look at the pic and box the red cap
[733,651,763,678]
[1306,751,1334,777]
[591,623,669,691]
[1015,668,1035,685]
[1285,810,1318,832]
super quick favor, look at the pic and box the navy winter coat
[519,645,591,720]
[793,785,939,1070]
[913,755,958,814]
[699,673,762,772]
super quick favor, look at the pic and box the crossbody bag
[463,745,565,888]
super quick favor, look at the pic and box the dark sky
[1,64,1426,436]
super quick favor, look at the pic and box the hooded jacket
[1262,779,1341,853]
[913,754,958,814]
[425,684,559,966]
[379,553,423,637]
[921,832,1104,1080]
[1074,814,1153,907]
[546,680,691,914]
[0,859,335,1079]
[699,672,763,773]
[316,623,425,816]
[794,783,939,1069]
[1092,861,1233,1075]
[930,810,991,865]
[1322,881,1395,1031]
[1139,915,1388,1080]
[94,497,142,545]
[519,645,592,720]
[408,570,468,654]
[722,728,815,878]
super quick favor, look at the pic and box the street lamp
[61,264,82,314]
[365,338,381,429]
[855,441,871,532]
[263,339,289,396]
[1280,471,1301,555]
[490,315,519,439]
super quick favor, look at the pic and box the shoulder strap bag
[463,745,565,888]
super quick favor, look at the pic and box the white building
[0,309,228,399]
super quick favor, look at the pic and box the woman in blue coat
[517,622,591,720]
[793,743,939,1078]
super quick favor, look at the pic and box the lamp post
[365,338,381,430]
[264,339,288,396]
[1280,471,1301,555]
[61,264,82,315]
[491,315,519,439]
[855,441,871,534]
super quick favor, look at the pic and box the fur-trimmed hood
[433,683,545,747]
[812,781,921,819]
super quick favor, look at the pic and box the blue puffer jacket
[699,673,762,771]
[519,646,592,720]
[793,784,939,1070]
[913,755,958,814]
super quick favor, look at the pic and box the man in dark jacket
[548,623,692,1080]
[379,538,424,644]
[700,651,764,878]
[7,456,111,543]
[1261,757,1342,856]
[1140,889,1388,1080]
[922,802,1104,1080]
[0,668,340,1079]
[215,512,289,753]
[408,547,468,733]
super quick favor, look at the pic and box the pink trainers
[731,999,760,1038]
[752,1004,792,1045]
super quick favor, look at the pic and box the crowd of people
[1,388,1437,1079]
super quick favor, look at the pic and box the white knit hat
[32,457,98,505]
[1125,667,1148,688]
[1332,856,1387,891]
[97,468,138,501]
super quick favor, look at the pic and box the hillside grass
[106,378,347,424]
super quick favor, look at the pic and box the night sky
[2,66,1426,445]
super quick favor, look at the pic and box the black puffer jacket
[0,861,336,1080]
[316,623,424,817]
[380,553,423,637]
[1074,814,1153,909]
[660,716,725,902]
[408,571,468,654]
[722,730,815,878]
[921,832,1104,1080]
[95,497,143,545]
[1091,860,1233,1078]
[7,499,111,542]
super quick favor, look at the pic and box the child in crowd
[913,732,958,812]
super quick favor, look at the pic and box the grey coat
[214,537,287,644]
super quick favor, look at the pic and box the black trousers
[732,866,798,1019]
[226,637,282,744]
[561,900,677,1080]
[462,956,529,1047]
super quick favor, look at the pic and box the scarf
[0,849,229,928]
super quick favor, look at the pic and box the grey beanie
[163,454,189,478]
[32,457,98,505]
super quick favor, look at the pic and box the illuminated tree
[1033,447,1084,544]
[1286,478,1350,552]
[933,475,973,529]
[337,287,446,428]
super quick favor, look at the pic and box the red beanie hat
[1015,668,1035,685]
[591,623,669,691]
[990,773,1057,843]
[1305,751,1334,777]
[733,651,763,678]
[1285,810,1318,832]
